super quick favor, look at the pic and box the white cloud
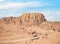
[0,0,4,2]
[4,14,15,17]
[0,1,49,9]
[0,13,16,18]
[40,10,60,21]
[0,3,24,9]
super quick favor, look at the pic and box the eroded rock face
[0,16,16,24]
[19,13,46,26]
[0,13,46,26]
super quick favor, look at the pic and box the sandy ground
[0,24,60,44]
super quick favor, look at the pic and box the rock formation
[0,13,46,26]
[0,13,60,44]
[19,13,46,26]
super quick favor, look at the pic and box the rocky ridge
[0,13,46,26]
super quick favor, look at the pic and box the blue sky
[0,0,60,21]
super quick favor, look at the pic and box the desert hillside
[0,13,60,44]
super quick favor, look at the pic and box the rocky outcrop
[0,16,17,25]
[19,13,46,26]
[0,13,46,26]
